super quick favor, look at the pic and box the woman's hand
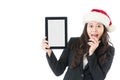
[88,37,100,56]
[41,38,52,57]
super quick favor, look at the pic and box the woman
[41,9,115,80]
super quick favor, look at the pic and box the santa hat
[83,9,115,32]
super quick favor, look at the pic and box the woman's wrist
[47,49,52,57]
[89,51,94,56]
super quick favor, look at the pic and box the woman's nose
[92,26,97,32]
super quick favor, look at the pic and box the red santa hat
[83,9,115,32]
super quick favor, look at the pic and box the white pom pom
[107,25,115,32]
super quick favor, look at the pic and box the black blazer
[46,37,115,80]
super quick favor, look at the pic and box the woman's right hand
[41,38,52,57]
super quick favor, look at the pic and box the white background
[0,0,119,80]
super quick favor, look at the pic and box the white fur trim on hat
[83,12,110,27]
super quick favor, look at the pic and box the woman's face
[87,21,104,40]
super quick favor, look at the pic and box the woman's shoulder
[70,37,80,41]
[67,37,80,47]
[107,44,115,51]
[106,44,115,57]
[69,37,80,42]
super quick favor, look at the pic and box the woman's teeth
[91,34,98,37]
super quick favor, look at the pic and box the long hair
[70,23,112,69]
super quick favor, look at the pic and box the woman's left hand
[88,37,100,56]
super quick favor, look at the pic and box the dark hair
[70,23,112,69]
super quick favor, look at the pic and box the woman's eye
[90,25,93,28]
[98,25,101,28]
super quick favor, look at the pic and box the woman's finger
[88,42,94,46]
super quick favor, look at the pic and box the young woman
[41,9,115,80]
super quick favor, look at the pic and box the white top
[83,56,88,69]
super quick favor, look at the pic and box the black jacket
[46,37,115,80]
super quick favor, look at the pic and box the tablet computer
[45,17,67,49]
